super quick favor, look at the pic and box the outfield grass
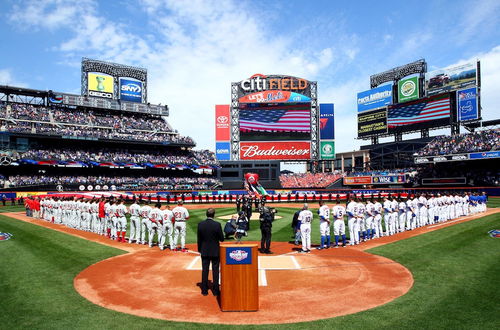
[0,201,499,329]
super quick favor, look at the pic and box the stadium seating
[2,175,222,190]
[279,172,343,188]
[0,103,194,144]
[418,129,500,156]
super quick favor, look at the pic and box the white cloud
[456,0,500,44]
[7,0,337,152]
[0,69,25,86]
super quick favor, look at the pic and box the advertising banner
[215,105,231,141]
[371,175,406,184]
[388,94,450,129]
[357,84,392,112]
[319,103,335,139]
[215,141,231,161]
[457,87,478,121]
[88,72,114,99]
[469,151,500,159]
[119,78,143,103]
[425,62,477,96]
[343,176,372,185]
[357,108,388,137]
[239,141,310,160]
[320,140,335,160]
[422,177,466,185]
[226,247,252,265]
[415,154,469,163]
[238,91,311,103]
[398,76,419,103]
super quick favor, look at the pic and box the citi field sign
[238,74,310,97]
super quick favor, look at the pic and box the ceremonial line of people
[25,197,191,252]
[294,192,488,252]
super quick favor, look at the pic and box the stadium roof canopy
[0,85,49,98]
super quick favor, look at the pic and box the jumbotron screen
[239,102,311,141]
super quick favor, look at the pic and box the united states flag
[239,107,310,133]
[388,95,450,128]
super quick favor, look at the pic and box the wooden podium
[220,243,259,312]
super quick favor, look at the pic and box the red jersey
[98,201,105,218]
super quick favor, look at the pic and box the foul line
[186,256,199,270]
[260,270,268,286]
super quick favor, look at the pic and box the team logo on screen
[229,249,249,261]
[0,232,13,241]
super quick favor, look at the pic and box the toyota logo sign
[217,116,228,124]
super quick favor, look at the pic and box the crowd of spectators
[279,172,343,188]
[10,147,219,167]
[0,103,194,145]
[418,129,500,156]
[2,175,222,190]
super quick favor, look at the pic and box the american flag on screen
[388,95,450,128]
[239,108,310,132]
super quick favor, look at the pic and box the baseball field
[1,199,499,329]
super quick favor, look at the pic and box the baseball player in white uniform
[172,200,190,252]
[159,205,174,250]
[347,197,359,245]
[357,200,366,241]
[398,199,406,232]
[317,201,331,249]
[298,203,313,253]
[332,200,346,247]
[115,200,128,242]
[365,200,375,240]
[140,201,152,245]
[373,199,384,237]
[128,200,141,243]
[148,203,162,247]
[382,197,392,236]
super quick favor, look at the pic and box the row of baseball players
[31,197,191,252]
[294,192,487,252]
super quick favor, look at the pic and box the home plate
[186,255,301,286]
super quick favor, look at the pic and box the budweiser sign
[239,142,310,160]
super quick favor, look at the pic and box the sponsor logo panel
[457,87,478,121]
[357,84,392,112]
[215,105,231,141]
[88,72,114,99]
[215,142,231,161]
[320,141,335,160]
[119,78,143,103]
[398,76,419,103]
[319,103,335,140]
[239,141,310,160]
[343,176,372,185]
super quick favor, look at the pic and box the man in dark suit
[197,208,224,296]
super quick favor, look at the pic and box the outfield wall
[3,186,498,202]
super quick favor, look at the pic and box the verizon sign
[239,141,310,160]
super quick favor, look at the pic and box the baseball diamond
[1,2,500,328]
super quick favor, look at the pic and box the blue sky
[1,0,499,154]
